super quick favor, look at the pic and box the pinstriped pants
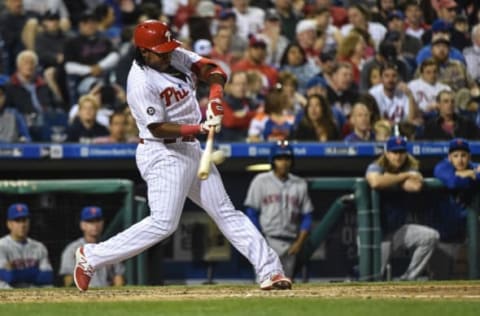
[83,140,284,283]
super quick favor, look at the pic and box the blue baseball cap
[387,10,405,21]
[385,136,407,152]
[431,19,451,33]
[7,203,30,220]
[81,206,103,221]
[448,138,470,153]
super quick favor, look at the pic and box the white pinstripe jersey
[126,48,203,140]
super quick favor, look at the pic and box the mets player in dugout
[73,20,291,291]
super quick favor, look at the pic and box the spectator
[94,3,121,48]
[210,26,235,69]
[257,9,290,69]
[0,75,31,142]
[336,31,366,85]
[247,89,294,142]
[0,203,53,289]
[244,141,313,278]
[385,11,423,63]
[340,4,387,49]
[220,71,258,141]
[429,138,480,279]
[231,0,265,40]
[312,8,342,54]
[450,14,470,52]
[178,0,216,46]
[66,94,109,143]
[279,43,319,94]
[93,110,137,144]
[278,71,307,117]
[428,34,476,92]
[366,136,440,280]
[23,0,71,31]
[422,90,479,140]
[272,0,302,42]
[404,0,429,41]
[463,24,480,84]
[371,0,397,26]
[369,62,420,125]
[5,50,60,141]
[416,19,466,66]
[374,119,392,141]
[295,19,321,65]
[309,0,348,29]
[0,0,38,73]
[408,58,451,118]
[232,36,279,88]
[59,206,125,287]
[34,10,68,107]
[325,62,359,126]
[294,94,339,141]
[344,102,375,141]
[360,40,410,92]
[215,9,248,63]
[63,10,120,104]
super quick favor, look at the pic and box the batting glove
[200,115,222,133]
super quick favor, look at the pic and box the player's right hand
[200,115,222,133]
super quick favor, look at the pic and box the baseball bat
[197,127,215,180]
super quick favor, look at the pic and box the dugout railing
[370,179,479,280]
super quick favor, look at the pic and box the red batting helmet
[134,20,181,53]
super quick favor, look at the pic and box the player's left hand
[207,98,223,120]
[287,240,303,256]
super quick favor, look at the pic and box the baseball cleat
[260,274,292,290]
[74,246,94,292]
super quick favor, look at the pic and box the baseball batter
[244,141,313,278]
[73,20,291,291]
[0,203,53,289]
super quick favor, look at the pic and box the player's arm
[401,171,423,192]
[246,207,262,232]
[434,160,474,189]
[366,171,410,189]
[288,213,312,255]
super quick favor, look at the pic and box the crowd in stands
[0,0,479,144]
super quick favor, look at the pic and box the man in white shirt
[408,58,450,116]
[369,63,419,124]
[231,0,265,40]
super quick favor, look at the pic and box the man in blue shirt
[433,138,480,241]
[429,138,480,279]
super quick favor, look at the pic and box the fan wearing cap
[431,138,480,245]
[59,206,124,288]
[232,35,279,88]
[385,10,422,61]
[255,9,289,69]
[0,203,53,289]
[416,19,466,66]
[360,40,410,92]
[366,136,440,280]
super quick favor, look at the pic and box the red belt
[139,136,196,144]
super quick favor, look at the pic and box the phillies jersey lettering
[160,86,189,107]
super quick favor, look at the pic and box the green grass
[2,298,480,316]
